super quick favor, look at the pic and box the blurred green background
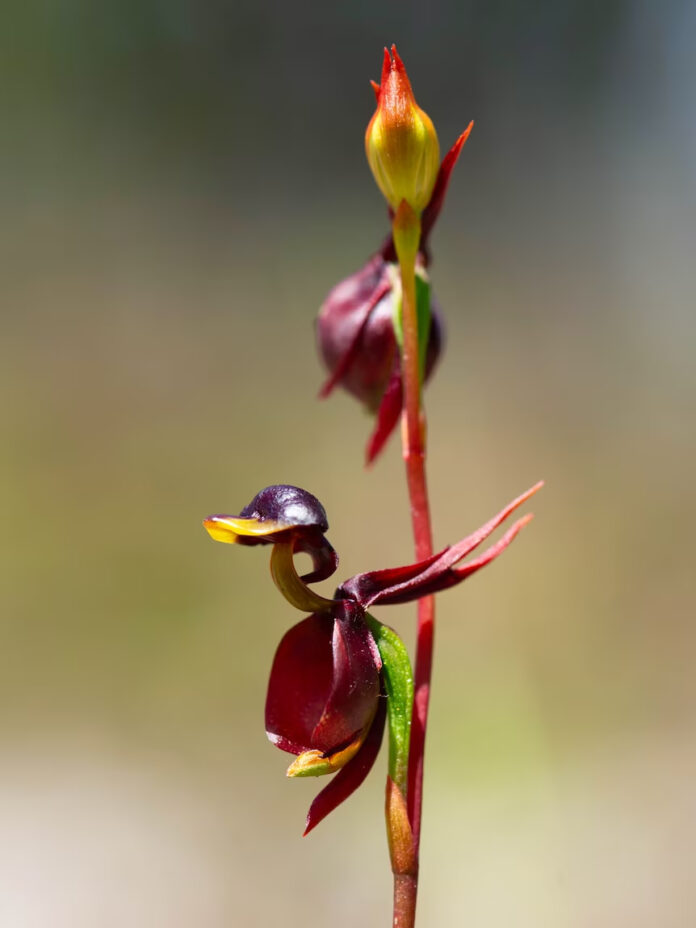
[2,1,695,925]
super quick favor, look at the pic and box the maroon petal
[317,254,394,408]
[450,513,534,582]
[405,480,544,585]
[311,601,381,754]
[341,482,543,607]
[265,613,334,755]
[303,696,387,835]
[318,279,392,400]
[374,512,535,604]
[338,549,443,605]
[365,364,403,464]
[293,532,339,584]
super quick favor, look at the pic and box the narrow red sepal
[421,121,474,254]
[365,365,403,465]
[340,482,543,606]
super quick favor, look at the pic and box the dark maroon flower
[265,599,387,835]
[203,480,540,833]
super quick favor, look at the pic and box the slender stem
[400,248,435,846]
[393,873,418,928]
[389,203,437,928]
[407,595,434,845]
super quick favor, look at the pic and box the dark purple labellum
[203,485,337,582]
[239,485,328,535]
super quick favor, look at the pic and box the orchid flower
[203,480,541,834]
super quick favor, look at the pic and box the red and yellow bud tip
[365,45,440,214]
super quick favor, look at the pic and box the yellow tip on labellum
[202,515,287,544]
[286,733,366,778]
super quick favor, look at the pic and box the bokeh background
[2,1,695,925]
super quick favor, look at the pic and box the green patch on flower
[365,613,414,794]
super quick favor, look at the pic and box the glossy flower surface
[204,484,338,584]
[204,481,541,833]
[266,599,387,834]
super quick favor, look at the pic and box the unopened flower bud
[317,254,443,413]
[365,45,440,214]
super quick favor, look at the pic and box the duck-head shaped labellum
[204,484,338,584]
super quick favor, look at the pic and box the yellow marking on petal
[286,731,368,779]
[202,515,288,544]
[325,733,365,770]
[286,750,333,778]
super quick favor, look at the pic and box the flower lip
[203,484,329,546]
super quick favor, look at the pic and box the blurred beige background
[2,1,695,925]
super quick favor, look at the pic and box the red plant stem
[399,259,435,843]
[391,204,436,927]
[393,873,418,928]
